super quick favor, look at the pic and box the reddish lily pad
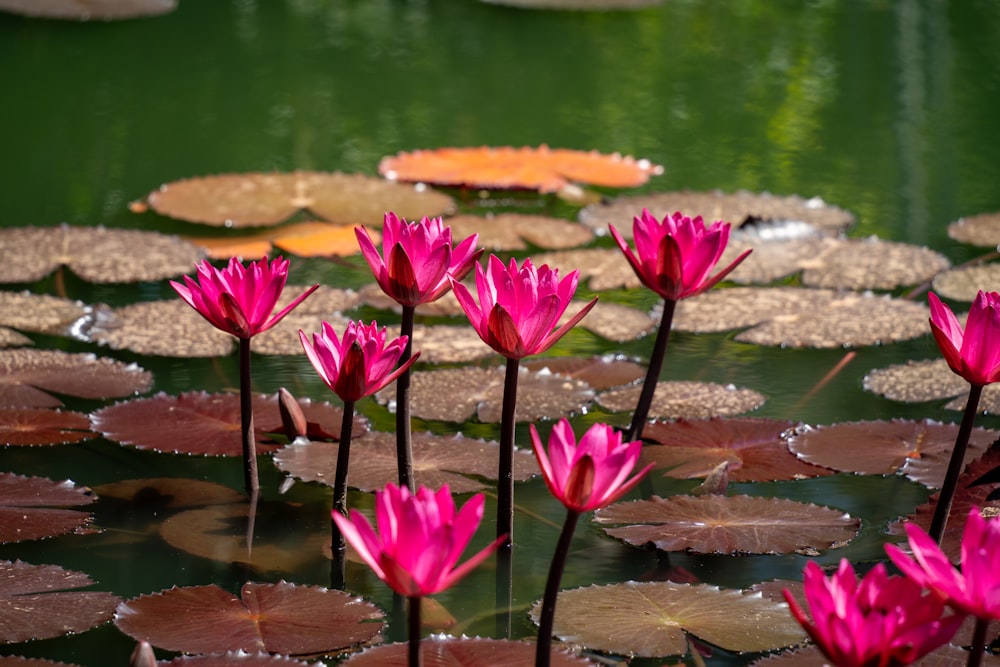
[0,560,120,643]
[93,478,246,510]
[786,419,998,488]
[445,213,594,250]
[0,408,93,446]
[523,356,646,391]
[597,381,766,420]
[639,418,834,482]
[91,391,367,456]
[158,654,324,666]
[274,431,537,494]
[0,0,175,19]
[947,211,1000,247]
[146,171,454,227]
[0,291,91,337]
[343,636,594,666]
[529,580,806,657]
[0,658,80,667]
[595,494,858,555]
[0,473,95,543]
[115,581,384,655]
[0,348,153,408]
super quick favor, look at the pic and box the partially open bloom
[170,256,317,339]
[928,290,1000,386]
[783,560,962,667]
[298,320,417,403]
[609,209,750,302]
[450,255,597,360]
[356,212,482,307]
[530,419,653,513]
[332,483,504,597]
[886,508,1000,621]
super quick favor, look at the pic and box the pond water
[1,1,1000,665]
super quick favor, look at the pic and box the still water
[1,1,1000,664]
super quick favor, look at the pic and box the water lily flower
[783,560,962,667]
[928,290,1000,387]
[171,256,318,339]
[356,212,482,307]
[332,483,504,597]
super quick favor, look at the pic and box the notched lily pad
[597,381,766,420]
[343,636,594,666]
[0,225,203,284]
[445,213,593,250]
[947,211,1000,247]
[146,171,454,227]
[0,349,152,408]
[115,581,384,656]
[0,291,91,337]
[0,408,93,446]
[0,560,120,643]
[595,494,858,555]
[0,0,175,19]
[931,264,1000,303]
[0,473,95,543]
[529,580,806,657]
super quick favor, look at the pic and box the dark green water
[1,1,1000,665]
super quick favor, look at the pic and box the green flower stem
[967,616,989,667]
[238,337,259,497]
[331,399,357,553]
[929,383,983,543]
[535,508,581,667]
[497,357,520,546]
[396,305,416,493]
[624,298,677,443]
[408,595,423,667]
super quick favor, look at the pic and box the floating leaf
[91,391,366,456]
[86,299,235,357]
[0,408,93,446]
[0,657,81,667]
[409,325,495,364]
[0,473,95,543]
[445,213,594,250]
[0,0,175,19]
[146,171,454,227]
[595,494,858,555]
[947,211,1000,247]
[253,286,360,356]
[357,283,466,318]
[523,356,646,391]
[379,145,662,193]
[720,236,833,285]
[115,581,383,655]
[532,248,639,291]
[529,580,806,657]
[597,381,766,420]
[274,431,537,494]
[863,358,1000,414]
[158,654,323,667]
[0,560,120,643]
[0,225,203,284]
[798,237,950,291]
[0,328,31,349]
[786,419,998,488]
[342,636,593,666]
[931,264,1000,302]
[0,349,153,408]
[638,418,833,482]
[93,478,246,510]
[0,291,90,337]
[575,300,656,342]
[186,221,377,260]
[376,366,593,423]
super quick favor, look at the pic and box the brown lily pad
[575,300,656,342]
[863,358,1000,414]
[596,494,859,555]
[445,213,593,250]
[343,636,594,666]
[0,225,204,284]
[0,291,91,337]
[274,431,537,494]
[114,581,384,656]
[947,211,1000,247]
[0,560,120,643]
[931,264,1000,302]
[720,235,832,285]
[786,419,999,488]
[252,286,360,356]
[522,356,646,391]
[86,299,235,357]
[0,328,31,349]
[529,580,806,657]
[146,171,454,227]
[0,473,95,543]
[93,478,246,510]
[531,247,640,292]
[0,0,175,19]
[158,655,322,667]
[639,418,834,482]
[0,349,153,408]
[597,381,766,420]
[0,408,93,446]
[357,283,466,318]
[798,237,951,291]
[409,325,495,364]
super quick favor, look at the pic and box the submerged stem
[535,509,581,667]
[396,305,416,493]
[238,337,259,497]
[624,298,676,443]
[929,383,983,543]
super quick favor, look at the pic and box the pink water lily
[609,209,750,302]
[928,290,1000,386]
[332,483,504,597]
[531,419,652,513]
[356,212,481,307]
[298,320,417,403]
[783,560,962,667]
[170,256,317,339]
[450,255,597,360]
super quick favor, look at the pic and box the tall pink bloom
[170,256,318,339]
[332,483,504,597]
[783,560,962,667]
[928,291,1000,387]
[356,212,482,307]
[609,209,750,302]
[531,419,652,513]
[298,320,417,403]
[450,255,597,360]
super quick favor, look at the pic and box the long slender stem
[535,509,581,667]
[929,383,983,543]
[624,299,677,443]
[967,616,989,667]
[408,595,423,667]
[495,540,512,638]
[396,305,416,493]
[331,400,356,553]
[238,337,259,497]
[497,357,520,546]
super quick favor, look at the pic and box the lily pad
[0,473,95,543]
[0,349,153,408]
[947,211,1000,247]
[863,358,1000,414]
[0,560,120,643]
[252,286,360,356]
[595,494,858,555]
[575,300,656,342]
[720,235,833,285]
[159,655,323,667]
[146,171,454,227]
[0,225,204,284]
[343,636,594,666]
[529,580,806,657]
[597,381,766,420]
[186,221,377,260]
[0,0,175,19]
[798,237,950,291]
[531,248,639,292]
[445,214,593,250]
[409,325,496,364]
[115,581,384,655]
[0,408,93,446]
[0,329,31,349]
[931,264,1000,302]
[274,431,537,494]
[522,356,646,391]
[0,658,81,667]
[86,299,235,357]
[786,419,998,488]
[0,291,91,337]
[93,478,246,511]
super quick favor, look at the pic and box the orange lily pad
[186,222,377,260]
